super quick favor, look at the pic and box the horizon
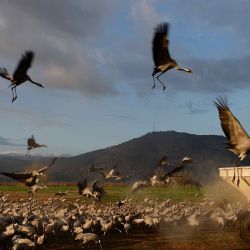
[0,130,226,157]
[0,1,250,156]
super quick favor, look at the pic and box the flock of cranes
[0,23,245,187]
[1,158,57,198]
[0,19,249,248]
[0,194,244,249]
[0,154,192,200]
[7,139,194,201]
[0,23,194,100]
[0,23,244,185]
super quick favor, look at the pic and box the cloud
[0,101,71,129]
[166,0,250,41]
[105,0,250,96]
[168,56,250,93]
[104,114,136,120]
[179,101,208,115]
[0,0,119,96]
[1,0,250,98]
[0,136,25,147]
[131,0,161,29]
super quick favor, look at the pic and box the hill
[0,131,241,183]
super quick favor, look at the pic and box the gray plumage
[0,51,44,102]
[152,23,192,90]
[214,96,250,186]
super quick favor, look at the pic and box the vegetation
[0,184,203,202]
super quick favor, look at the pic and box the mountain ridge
[0,131,242,183]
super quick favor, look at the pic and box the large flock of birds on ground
[0,20,250,248]
[0,193,245,249]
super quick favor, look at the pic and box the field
[0,181,249,250]
[0,179,246,203]
[0,184,203,202]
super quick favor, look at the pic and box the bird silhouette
[1,157,57,198]
[152,23,193,90]
[0,51,44,102]
[214,96,250,186]
[26,135,47,156]
[158,155,167,166]
[1,167,47,188]
[77,178,106,201]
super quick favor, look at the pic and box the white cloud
[131,0,160,27]
[0,0,118,96]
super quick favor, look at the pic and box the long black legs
[156,72,166,91]
[11,87,17,102]
[232,164,235,184]
[232,159,241,187]
[152,74,156,89]
[237,167,240,187]
[152,70,166,91]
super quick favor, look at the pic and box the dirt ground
[45,225,250,250]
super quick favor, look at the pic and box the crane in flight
[77,178,106,201]
[1,157,57,198]
[88,164,128,182]
[26,135,47,156]
[152,23,193,90]
[214,96,250,186]
[0,51,44,102]
[157,155,168,166]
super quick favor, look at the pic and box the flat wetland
[1,181,249,250]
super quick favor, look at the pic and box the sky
[0,0,250,156]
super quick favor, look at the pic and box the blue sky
[0,0,250,155]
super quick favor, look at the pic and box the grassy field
[0,179,246,203]
[0,184,203,202]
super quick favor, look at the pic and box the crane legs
[11,86,17,103]
[152,74,156,89]
[26,149,31,157]
[237,167,240,187]
[232,159,241,187]
[152,69,166,91]
[156,72,166,91]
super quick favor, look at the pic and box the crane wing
[27,137,38,147]
[214,96,249,150]
[167,165,184,177]
[1,172,32,181]
[48,157,58,167]
[13,51,34,80]
[159,164,185,180]
[181,157,193,164]
[93,180,106,195]
[158,155,167,166]
[88,164,106,177]
[113,169,121,177]
[37,167,48,174]
[0,67,12,81]
[89,179,97,188]
[152,23,171,67]
[77,178,87,195]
